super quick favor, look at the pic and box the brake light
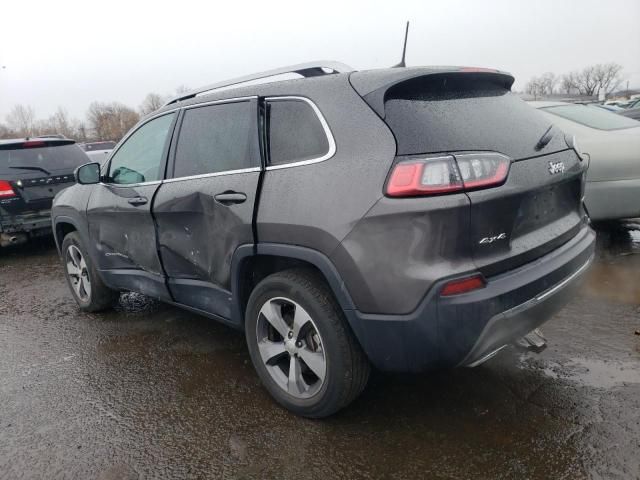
[0,180,16,198]
[387,156,463,197]
[441,274,486,296]
[386,153,510,197]
[455,153,510,190]
[23,140,46,148]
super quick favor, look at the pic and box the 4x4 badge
[548,161,565,175]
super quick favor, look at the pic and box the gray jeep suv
[52,61,595,417]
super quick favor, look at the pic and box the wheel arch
[231,243,356,329]
[53,216,83,255]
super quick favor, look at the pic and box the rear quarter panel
[256,75,396,258]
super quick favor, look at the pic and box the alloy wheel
[256,297,327,399]
[66,245,91,302]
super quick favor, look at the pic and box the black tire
[61,232,118,312]
[245,268,370,418]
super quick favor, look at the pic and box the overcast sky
[1,0,639,120]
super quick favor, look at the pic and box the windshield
[0,144,89,175]
[542,104,640,130]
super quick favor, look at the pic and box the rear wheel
[245,269,370,418]
[61,232,118,312]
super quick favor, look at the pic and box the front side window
[542,104,639,130]
[267,99,330,166]
[173,101,256,178]
[108,113,175,185]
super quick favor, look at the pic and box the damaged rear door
[153,98,261,320]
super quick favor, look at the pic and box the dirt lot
[1,224,639,480]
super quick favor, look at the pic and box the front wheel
[245,269,370,418]
[61,232,118,312]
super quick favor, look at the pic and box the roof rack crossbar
[163,60,354,106]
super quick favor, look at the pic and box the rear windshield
[542,104,640,130]
[383,75,566,159]
[0,144,88,175]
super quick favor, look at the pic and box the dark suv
[0,137,88,247]
[52,62,595,417]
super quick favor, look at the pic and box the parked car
[0,137,89,247]
[79,141,116,164]
[530,101,640,221]
[53,62,595,417]
[593,103,624,112]
[619,106,640,121]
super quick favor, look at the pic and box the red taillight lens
[386,153,510,197]
[0,180,16,198]
[386,156,463,197]
[441,274,486,296]
[455,153,510,190]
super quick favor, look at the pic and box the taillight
[386,152,510,197]
[441,274,486,296]
[0,180,16,198]
[23,140,46,148]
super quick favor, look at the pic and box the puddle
[528,356,640,389]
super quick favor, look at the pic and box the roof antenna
[393,21,410,68]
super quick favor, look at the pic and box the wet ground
[1,224,639,480]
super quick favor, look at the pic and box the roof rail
[163,60,354,106]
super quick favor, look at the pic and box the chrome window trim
[98,180,163,188]
[163,167,261,184]
[180,95,257,111]
[263,96,336,171]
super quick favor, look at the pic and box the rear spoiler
[349,67,515,118]
[0,139,75,150]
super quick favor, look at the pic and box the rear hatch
[0,140,88,215]
[353,69,586,276]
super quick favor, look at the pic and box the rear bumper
[0,211,52,234]
[346,224,596,372]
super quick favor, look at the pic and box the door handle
[214,192,247,205]
[128,196,148,206]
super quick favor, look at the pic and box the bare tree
[139,93,167,115]
[560,72,579,94]
[593,63,623,96]
[576,65,599,95]
[525,73,556,99]
[174,85,190,95]
[525,77,544,99]
[539,72,557,95]
[0,123,13,139]
[46,107,78,138]
[87,102,139,141]
[5,105,36,137]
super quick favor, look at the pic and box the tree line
[525,63,625,99]
[0,88,188,142]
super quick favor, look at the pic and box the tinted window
[268,99,330,165]
[108,113,175,184]
[0,143,88,175]
[173,102,255,177]
[382,74,567,160]
[543,104,639,130]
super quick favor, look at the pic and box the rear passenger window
[173,101,256,178]
[267,99,330,165]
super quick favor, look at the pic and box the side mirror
[75,162,101,185]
